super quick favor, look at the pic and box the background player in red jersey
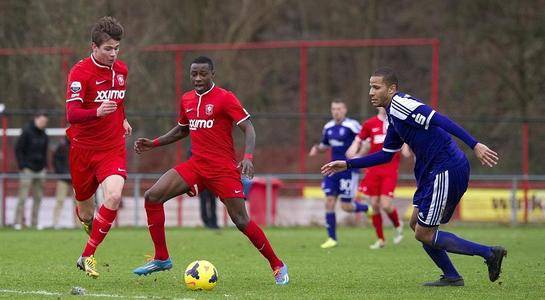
[132,56,289,285]
[65,16,131,278]
[346,107,411,249]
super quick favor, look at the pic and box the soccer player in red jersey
[346,108,410,249]
[65,17,131,278]
[132,56,289,285]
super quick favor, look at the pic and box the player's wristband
[152,138,160,147]
[244,153,253,161]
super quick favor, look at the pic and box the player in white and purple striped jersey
[322,68,506,286]
[309,99,371,249]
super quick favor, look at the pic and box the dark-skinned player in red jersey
[65,16,131,278]
[132,56,289,285]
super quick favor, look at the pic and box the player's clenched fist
[134,138,154,154]
[321,160,348,176]
[96,101,117,117]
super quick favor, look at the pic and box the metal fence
[1,173,544,229]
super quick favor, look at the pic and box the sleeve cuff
[236,114,250,125]
[424,110,435,130]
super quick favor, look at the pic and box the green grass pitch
[0,225,543,299]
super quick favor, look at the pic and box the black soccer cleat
[485,246,507,282]
[423,275,465,287]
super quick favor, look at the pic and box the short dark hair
[91,16,124,46]
[373,67,398,88]
[34,110,47,118]
[191,56,214,70]
[331,98,345,105]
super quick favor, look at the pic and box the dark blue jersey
[320,118,361,161]
[383,92,467,183]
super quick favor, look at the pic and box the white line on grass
[0,289,195,299]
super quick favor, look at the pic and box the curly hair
[91,16,124,46]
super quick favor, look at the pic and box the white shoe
[369,239,385,250]
[393,221,404,244]
[13,224,22,230]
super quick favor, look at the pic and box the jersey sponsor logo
[339,127,345,136]
[412,113,426,125]
[373,134,386,144]
[70,81,82,93]
[205,104,214,116]
[95,79,108,85]
[116,74,125,86]
[189,119,214,130]
[329,139,344,147]
[371,127,380,133]
[71,93,80,98]
[186,108,194,113]
[94,89,126,102]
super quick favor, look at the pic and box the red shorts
[359,170,398,197]
[69,145,127,201]
[174,158,244,201]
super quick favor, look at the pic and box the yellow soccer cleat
[320,238,338,249]
[77,255,99,278]
[365,205,374,217]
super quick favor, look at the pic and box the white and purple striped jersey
[383,92,467,183]
[320,118,361,161]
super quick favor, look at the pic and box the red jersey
[65,55,127,150]
[178,84,250,171]
[359,115,401,173]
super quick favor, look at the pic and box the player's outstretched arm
[321,150,395,176]
[237,119,255,179]
[474,143,499,167]
[321,160,348,176]
[134,124,189,154]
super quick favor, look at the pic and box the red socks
[243,220,283,270]
[82,205,117,257]
[371,213,384,240]
[145,202,170,260]
[387,208,401,228]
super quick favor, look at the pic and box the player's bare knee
[414,227,434,244]
[325,198,336,211]
[144,189,162,204]
[382,205,393,214]
[78,208,94,222]
[232,214,249,231]
[340,202,353,212]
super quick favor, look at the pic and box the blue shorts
[413,160,470,227]
[322,170,359,202]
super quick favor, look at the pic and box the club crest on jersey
[70,81,82,93]
[205,104,214,116]
[116,74,125,86]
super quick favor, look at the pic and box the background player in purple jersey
[322,68,506,286]
[309,99,371,249]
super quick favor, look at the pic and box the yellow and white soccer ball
[184,260,218,291]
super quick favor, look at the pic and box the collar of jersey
[90,54,112,70]
[195,83,215,97]
[385,92,401,114]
